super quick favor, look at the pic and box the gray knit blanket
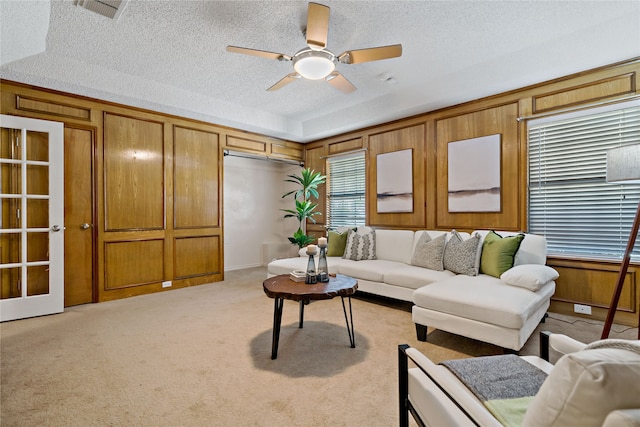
[440,354,547,427]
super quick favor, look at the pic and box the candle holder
[305,245,317,284]
[316,240,329,282]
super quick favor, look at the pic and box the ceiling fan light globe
[293,50,336,80]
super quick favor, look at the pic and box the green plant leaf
[281,168,326,247]
[281,168,326,202]
[288,228,316,248]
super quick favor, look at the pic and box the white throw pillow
[522,343,640,427]
[500,264,560,292]
[500,264,559,291]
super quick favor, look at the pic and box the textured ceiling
[1,0,639,142]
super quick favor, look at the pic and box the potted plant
[281,168,326,248]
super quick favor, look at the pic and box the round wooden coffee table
[263,274,358,359]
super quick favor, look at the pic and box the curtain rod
[319,148,367,160]
[516,94,640,122]
[223,149,304,167]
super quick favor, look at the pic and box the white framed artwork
[376,149,413,213]
[448,134,501,212]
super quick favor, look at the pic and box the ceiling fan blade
[338,44,402,64]
[326,72,356,94]
[306,2,330,50]
[267,73,300,91]
[226,46,291,61]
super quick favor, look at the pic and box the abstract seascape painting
[377,149,413,213]
[448,134,501,212]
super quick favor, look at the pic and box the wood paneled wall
[103,113,165,231]
[1,81,303,302]
[434,104,522,231]
[549,258,636,320]
[307,57,640,326]
[368,124,426,228]
[2,57,638,325]
[304,144,328,240]
[174,126,220,229]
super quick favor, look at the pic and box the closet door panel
[174,236,221,279]
[104,113,164,231]
[104,240,164,290]
[174,126,219,229]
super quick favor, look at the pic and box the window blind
[528,101,640,261]
[327,153,366,227]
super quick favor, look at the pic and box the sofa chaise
[267,227,558,351]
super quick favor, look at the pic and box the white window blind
[528,101,640,261]
[327,153,366,227]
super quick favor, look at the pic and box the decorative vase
[317,245,329,282]
[305,245,317,284]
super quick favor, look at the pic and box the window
[528,100,640,261]
[326,153,366,227]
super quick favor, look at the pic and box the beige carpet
[1,267,637,427]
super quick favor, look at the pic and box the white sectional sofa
[267,228,557,352]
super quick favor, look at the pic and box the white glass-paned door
[0,115,64,322]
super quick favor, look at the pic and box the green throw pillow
[480,231,525,278]
[327,230,348,257]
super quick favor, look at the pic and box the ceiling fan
[226,2,402,94]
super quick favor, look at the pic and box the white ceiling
[1,0,639,143]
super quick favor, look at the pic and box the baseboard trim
[224,263,263,272]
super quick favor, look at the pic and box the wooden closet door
[64,126,94,306]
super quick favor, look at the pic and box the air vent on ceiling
[74,0,127,20]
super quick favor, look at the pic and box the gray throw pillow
[343,227,376,261]
[411,233,446,271]
[443,230,482,276]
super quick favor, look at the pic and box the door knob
[51,225,61,232]
[81,223,91,230]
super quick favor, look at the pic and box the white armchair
[399,332,640,427]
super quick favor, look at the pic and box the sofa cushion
[412,274,555,329]
[602,410,640,427]
[375,229,416,263]
[384,265,455,290]
[338,259,407,283]
[501,264,559,292]
[343,227,376,261]
[443,230,482,276]
[327,229,349,257]
[480,231,525,278]
[411,233,446,271]
[522,342,640,427]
